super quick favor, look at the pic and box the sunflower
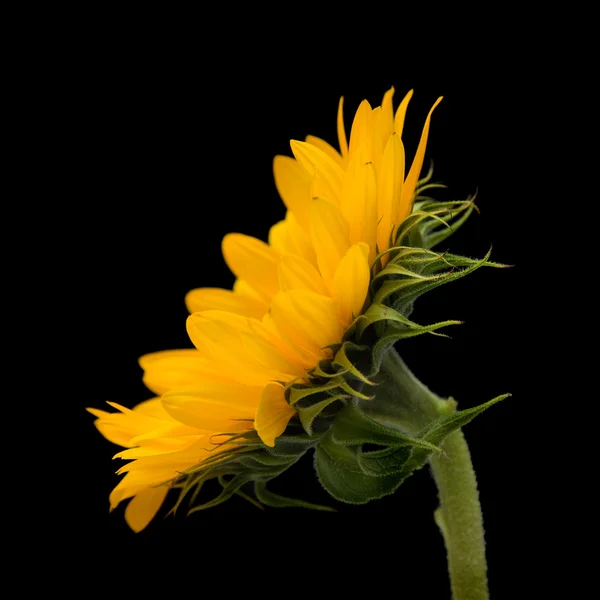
[89,88,461,532]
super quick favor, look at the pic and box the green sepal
[314,431,405,504]
[419,197,477,248]
[371,245,440,271]
[374,263,429,280]
[187,473,253,514]
[330,401,440,452]
[368,321,462,372]
[357,445,413,477]
[333,376,373,400]
[254,481,335,512]
[394,209,452,248]
[356,303,424,338]
[416,182,448,194]
[238,452,298,470]
[417,393,510,448]
[355,303,460,342]
[415,160,435,188]
[298,394,348,435]
[265,432,324,457]
[425,206,474,248]
[371,276,439,307]
[408,195,477,249]
[389,249,494,315]
[419,252,509,276]
[331,342,375,385]
[232,485,265,511]
[311,360,347,379]
[168,468,214,516]
[287,381,339,405]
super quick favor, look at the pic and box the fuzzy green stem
[374,348,489,600]
[430,430,488,600]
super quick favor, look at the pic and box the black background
[54,32,539,596]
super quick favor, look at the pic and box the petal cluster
[89,88,441,530]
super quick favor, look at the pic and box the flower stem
[375,349,489,600]
[430,430,489,600]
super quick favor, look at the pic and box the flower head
[89,88,492,531]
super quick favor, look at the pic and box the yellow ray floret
[90,88,440,530]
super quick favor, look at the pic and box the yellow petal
[349,100,373,161]
[110,468,178,509]
[103,401,131,413]
[337,96,349,161]
[129,399,203,449]
[187,310,253,344]
[234,279,268,305]
[186,311,302,385]
[370,106,384,169]
[400,97,443,223]
[269,290,344,362]
[127,420,201,448]
[268,220,287,253]
[261,314,316,370]
[309,171,333,206]
[186,312,264,385]
[90,401,200,454]
[340,155,378,261]
[277,254,329,295]
[379,87,395,149]
[377,133,405,257]
[273,155,312,232]
[128,434,201,452]
[110,475,151,510]
[221,233,280,303]
[310,198,350,287]
[88,408,138,448]
[115,437,216,476]
[260,311,314,370]
[124,486,169,533]
[290,140,344,205]
[394,89,414,138]
[332,242,370,327]
[255,383,295,447]
[269,212,317,267]
[162,383,260,431]
[241,321,305,379]
[113,445,176,459]
[132,397,170,418]
[139,349,231,396]
[305,135,344,168]
[285,211,318,266]
[87,401,174,448]
[185,287,266,319]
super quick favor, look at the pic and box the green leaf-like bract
[315,395,509,503]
